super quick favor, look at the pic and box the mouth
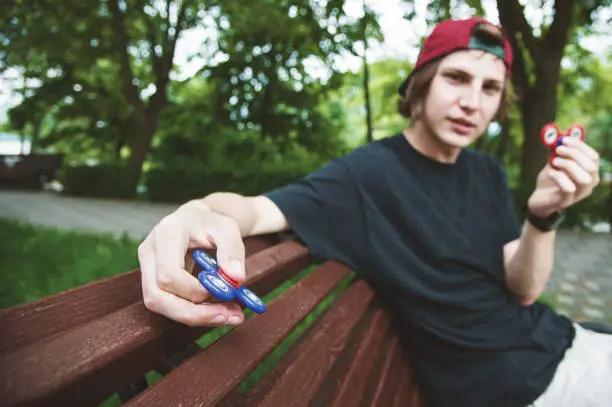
[448,118,476,135]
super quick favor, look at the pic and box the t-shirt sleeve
[263,157,365,267]
[492,160,522,244]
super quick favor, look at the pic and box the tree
[2,0,207,191]
[203,0,379,155]
[107,0,204,190]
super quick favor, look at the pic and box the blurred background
[0,1,611,318]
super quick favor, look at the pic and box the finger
[552,157,593,187]
[209,216,246,283]
[153,222,209,303]
[157,265,210,304]
[548,167,577,194]
[555,145,598,174]
[562,137,599,163]
[147,289,245,327]
[141,237,244,326]
[138,233,159,301]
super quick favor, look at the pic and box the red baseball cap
[398,17,513,95]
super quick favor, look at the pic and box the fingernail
[210,315,226,324]
[228,315,241,325]
[231,260,244,277]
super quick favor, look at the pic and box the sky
[1,0,611,125]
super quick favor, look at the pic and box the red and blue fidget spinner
[193,250,266,314]
[540,123,585,166]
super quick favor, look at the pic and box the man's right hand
[138,200,247,327]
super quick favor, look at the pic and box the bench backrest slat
[0,270,140,357]
[0,239,308,407]
[124,261,350,407]
[0,235,278,358]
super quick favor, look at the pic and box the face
[420,50,506,152]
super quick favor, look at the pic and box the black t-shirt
[264,134,575,407]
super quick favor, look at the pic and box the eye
[445,72,465,83]
[483,83,502,94]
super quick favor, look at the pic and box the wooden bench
[0,235,424,407]
[0,153,63,189]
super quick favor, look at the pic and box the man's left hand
[528,137,600,218]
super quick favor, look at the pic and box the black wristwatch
[525,208,566,232]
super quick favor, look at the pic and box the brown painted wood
[327,308,390,407]
[370,335,402,407]
[0,270,141,357]
[124,261,350,407]
[0,239,309,407]
[392,366,410,407]
[393,363,424,407]
[359,332,396,406]
[0,235,278,358]
[247,280,375,407]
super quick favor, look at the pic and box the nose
[459,85,481,111]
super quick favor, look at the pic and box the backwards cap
[398,17,513,95]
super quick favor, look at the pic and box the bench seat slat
[125,261,350,407]
[392,365,410,407]
[393,364,420,407]
[0,239,308,407]
[245,280,375,407]
[327,308,390,407]
[369,335,402,407]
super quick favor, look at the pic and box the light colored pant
[530,323,612,407]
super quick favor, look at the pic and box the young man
[138,17,609,407]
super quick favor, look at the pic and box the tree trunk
[30,121,42,154]
[108,0,188,195]
[126,114,159,190]
[497,0,573,190]
[362,0,373,143]
[519,58,562,190]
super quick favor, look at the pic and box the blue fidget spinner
[192,250,266,314]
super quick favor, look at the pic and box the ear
[411,99,423,120]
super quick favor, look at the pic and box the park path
[1,189,610,324]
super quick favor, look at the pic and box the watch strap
[526,208,566,232]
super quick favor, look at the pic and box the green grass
[0,218,139,309]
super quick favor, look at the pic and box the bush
[61,164,136,199]
[145,160,316,202]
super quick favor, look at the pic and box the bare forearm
[196,192,288,237]
[505,222,556,305]
[196,192,259,237]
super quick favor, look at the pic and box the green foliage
[61,164,136,199]
[145,133,329,201]
[202,0,375,152]
[0,219,138,309]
